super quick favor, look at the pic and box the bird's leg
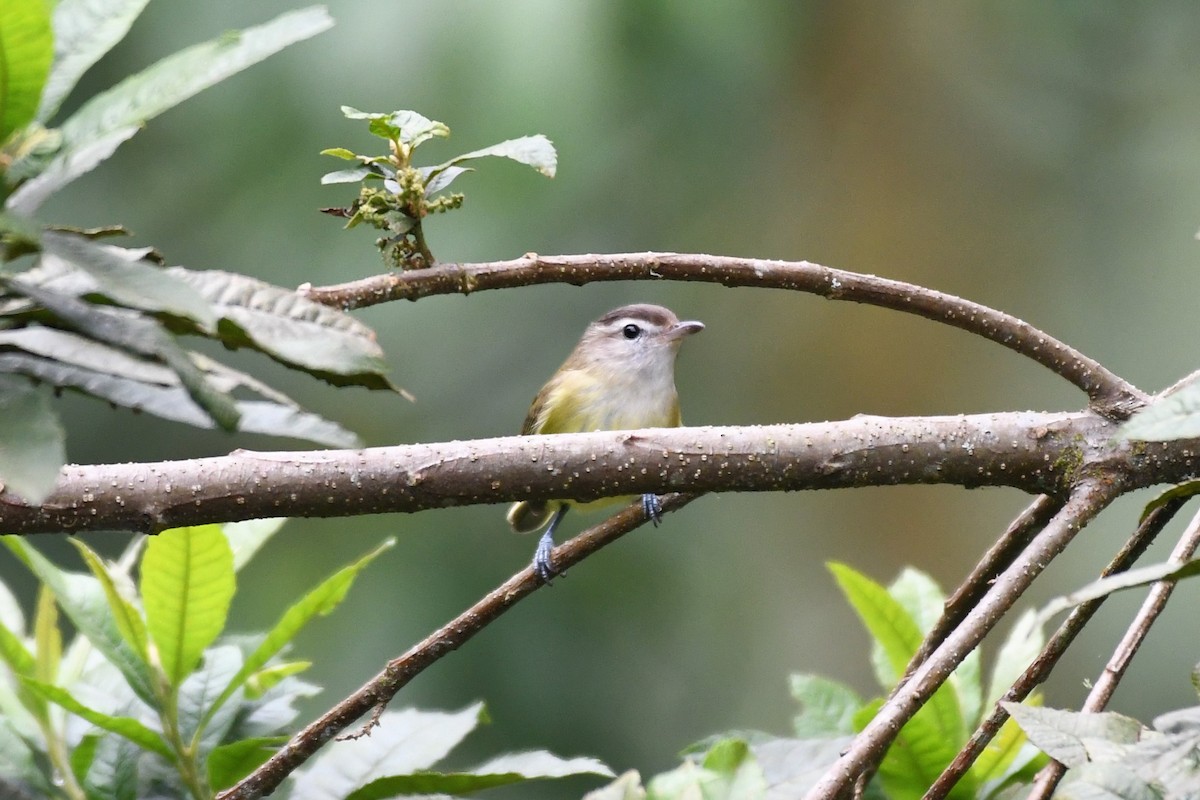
[642,493,663,527]
[533,505,569,584]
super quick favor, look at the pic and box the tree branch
[804,479,1121,800]
[215,493,696,800]
[1,411,1168,535]
[1027,503,1200,800]
[300,253,1147,419]
[924,493,1186,799]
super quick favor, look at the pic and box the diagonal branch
[1026,503,1200,800]
[803,479,1121,800]
[0,411,1161,535]
[299,253,1147,419]
[924,493,1187,799]
[215,493,697,800]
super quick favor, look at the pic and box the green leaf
[344,752,613,800]
[0,375,64,503]
[200,538,393,734]
[39,233,217,329]
[1138,480,1200,524]
[423,165,472,196]
[48,7,332,178]
[1119,379,1200,442]
[244,660,311,698]
[2,537,156,704]
[856,699,977,800]
[1001,703,1144,768]
[789,673,862,737]
[828,562,924,688]
[224,518,287,572]
[32,585,60,684]
[1036,559,1200,627]
[79,733,140,800]
[293,703,484,798]
[971,715,1040,794]
[0,0,53,139]
[178,644,242,748]
[207,736,287,791]
[6,277,240,430]
[36,0,152,122]
[437,134,557,178]
[165,267,394,391]
[320,167,375,184]
[986,610,1044,709]
[141,525,235,687]
[320,147,357,160]
[1058,762,1161,800]
[71,539,149,661]
[0,717,46,794]
[645,743,767,800]
[5,126,139,214]
[22,677,173,757]
[69,732,99,785]
[0,611,35,678]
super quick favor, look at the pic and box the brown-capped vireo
[507,303,704,581]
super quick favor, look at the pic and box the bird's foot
[642,493,663,527]
[533,530,559,584]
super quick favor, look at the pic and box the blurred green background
[9,1,1200,793]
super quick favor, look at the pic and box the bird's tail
[506,500,555,533]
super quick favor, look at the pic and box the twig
[924,493,1187,799]
[1026,503,1200,800]
[803,479,1120,800]
[1,411,1168,535]
[215,493,697,800]
[299,253,1147,419]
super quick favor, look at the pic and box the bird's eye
[622,324,641,339]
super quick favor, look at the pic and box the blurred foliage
[3,2,1200,799]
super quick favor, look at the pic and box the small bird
[507,303,704,582]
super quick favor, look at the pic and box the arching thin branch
[300,253,1148,418]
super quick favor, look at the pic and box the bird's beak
[666,320,705,341]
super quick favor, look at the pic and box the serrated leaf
[439,134,557,177]
[5,126,139,214]
[343,751,613,800]
[141,525,235,687]
[47,7,333,195]
[1120,380,1200,442]
[1058,761,1161,800]
[36,0,152,122]
[71,540,148,662]
[1002,703,1144,768]
[39,233,217,328]
[0,374,64,503]
[828,562,924,687]
[2,537,156,704]
[6,277,240,429]
[207,736,287,791]
[166,267,393,389]
[789,673,862,737]
[21,678,172,757]
[199,539,393,736]
[0,0,53,139]
[0,351,357,447]
[293,703,486,800]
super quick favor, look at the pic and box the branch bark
[804,479,1121,800]
[300,253,1148,419]
[215,493,696,800]
[1,411,1174,535]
